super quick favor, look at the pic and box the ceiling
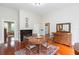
[0,3,78,16]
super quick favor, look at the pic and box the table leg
[39,44,41,55]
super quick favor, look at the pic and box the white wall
[42,5,79,45]
[19,9,41,35]
[0,6,19,43]
[0,21,4,43]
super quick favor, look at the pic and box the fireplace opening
[20,30,32,41]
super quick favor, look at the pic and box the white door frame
[1,19,16,43]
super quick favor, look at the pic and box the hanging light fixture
[35,3,40,6]
[33,3,40,6]
[33,3,45,6]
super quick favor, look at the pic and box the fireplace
[20,30,32,41]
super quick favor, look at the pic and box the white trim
[1,19,16,43]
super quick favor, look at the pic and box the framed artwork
[25,17,29,28]
[56,23,71,33]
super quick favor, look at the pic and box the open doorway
[4,21,15,44]
[45,23,50,36]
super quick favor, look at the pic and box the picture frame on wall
[25,17,29,28]
[56,23,71,33]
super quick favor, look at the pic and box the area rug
[15,45,59,55]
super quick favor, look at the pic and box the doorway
[4,21,15,44]
[45,23,50,36]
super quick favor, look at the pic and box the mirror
[4,21,15,45]
[56,23,71,33]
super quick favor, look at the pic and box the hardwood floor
[0,40,28,55]
[0,44,15,55]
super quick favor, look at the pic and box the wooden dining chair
[26,38,38,55]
